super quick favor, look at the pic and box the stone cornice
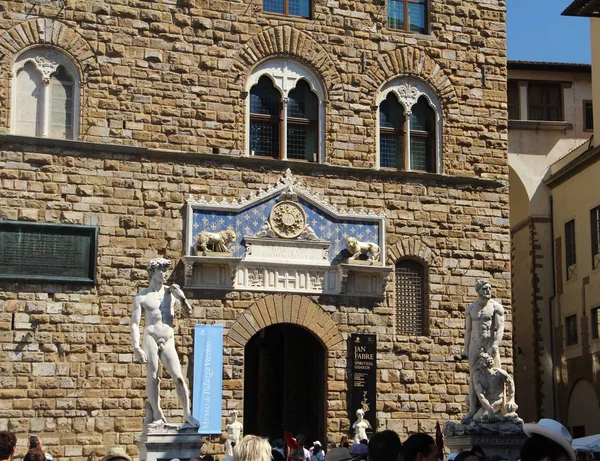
[545,143,600,189]
[0,134,506,190]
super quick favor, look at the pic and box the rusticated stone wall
[0,0,509,459]
[0,143,511,459]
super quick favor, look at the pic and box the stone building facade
[0,0,509,460]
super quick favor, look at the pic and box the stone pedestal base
[444,421,527,461]
[138,424,204,461]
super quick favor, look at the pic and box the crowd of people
[0,418,576,461]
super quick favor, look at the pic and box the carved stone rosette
[269,201,307,239]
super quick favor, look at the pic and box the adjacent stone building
[0,0,510,459]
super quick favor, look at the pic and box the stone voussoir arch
[0,19,98,78]
[226,294,343,350]
[233,25,343,100]
[387,238,436,267]
[365,47,459,114]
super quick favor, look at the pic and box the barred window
[379,93,405,169]
[591,307,600,340]
[247,59,324,162]
[263,0,311,18]
[250,76,281,159]
[12,48,79,140]
[378,79,440,172]
[387,0,428,34]
[395,259,427,335]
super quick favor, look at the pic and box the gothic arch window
[377,77,441,173]
[11,48,80,140]
[395,258,428,336]
[246,59,325,162]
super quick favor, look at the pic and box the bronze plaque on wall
[350,333,377,433]
[0,221,98,283]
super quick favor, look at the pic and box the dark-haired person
[402,433,438,461]
[521,419,575,461]
[368,430,402,461]
[0,432,16,461]
[470,447,485,461]
[454,452,479,461]
[24,449,46,461]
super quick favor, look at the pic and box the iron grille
[395,260,425,335]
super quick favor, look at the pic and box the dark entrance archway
[244,323,326,444]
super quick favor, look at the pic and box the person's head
[368,430,402,461]
[296,435,306,448]
[147,258,171,283]
[101,446,133,461]
[313,442,323,455]
[475,353,494,371]
[475,280,492,300]
[325,448,353,461]
[24,449,45,461]
[0,432,16,461]
[204,455,215,461]
[402,433,437,461]
[454,452,479,461]
[233,435,272,461]
[470,447,485,461]
[521,419,575,461]
[339,436,349,448]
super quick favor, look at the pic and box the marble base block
[138,425,204,461]
[444,421,527,461]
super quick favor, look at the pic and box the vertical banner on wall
[350,333,377,433]
[193,324,223,434]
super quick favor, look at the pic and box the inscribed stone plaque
[350,333,377,432]
[0,221,97,283]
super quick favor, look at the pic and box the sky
[507,0,591,63]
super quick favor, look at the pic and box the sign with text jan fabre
[0,221,97,283]
[350,333,377,432]
[193,325,223,434]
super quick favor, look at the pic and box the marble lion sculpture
[194,228,236,254]
[345,236,381,262]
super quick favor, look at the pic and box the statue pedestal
[444,421,527,461]
[138,424,203,461]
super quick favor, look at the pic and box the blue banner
[193,324,223,434]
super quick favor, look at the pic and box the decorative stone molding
[386,239,436,267]
[233,25,343,100]
[226,294,343,350]
[14,48,77,83]
[365,47,459,114]
[0,19,97,77]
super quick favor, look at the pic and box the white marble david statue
[131,257,199,427]
[461,279,520,424]
[352,409,371,444]
[224,410,243,456]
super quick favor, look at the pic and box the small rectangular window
[591,307,600,339]
[508,81,519,120]
[263,0,311,18]
[592,206,600,270]
[565,219,576,280]
[387,0,428,34]
[565,314,578,346]
[584,100,594,131]
[396,260,427,335]
[528,82,562,121]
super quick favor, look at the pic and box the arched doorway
[244,323,326,443]
[567,379,600,436]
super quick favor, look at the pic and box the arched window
[12,48,80,140]
[395,259,427,335]
[250,76,281,159]
[247,59,324,162]
[378,78,441,173]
